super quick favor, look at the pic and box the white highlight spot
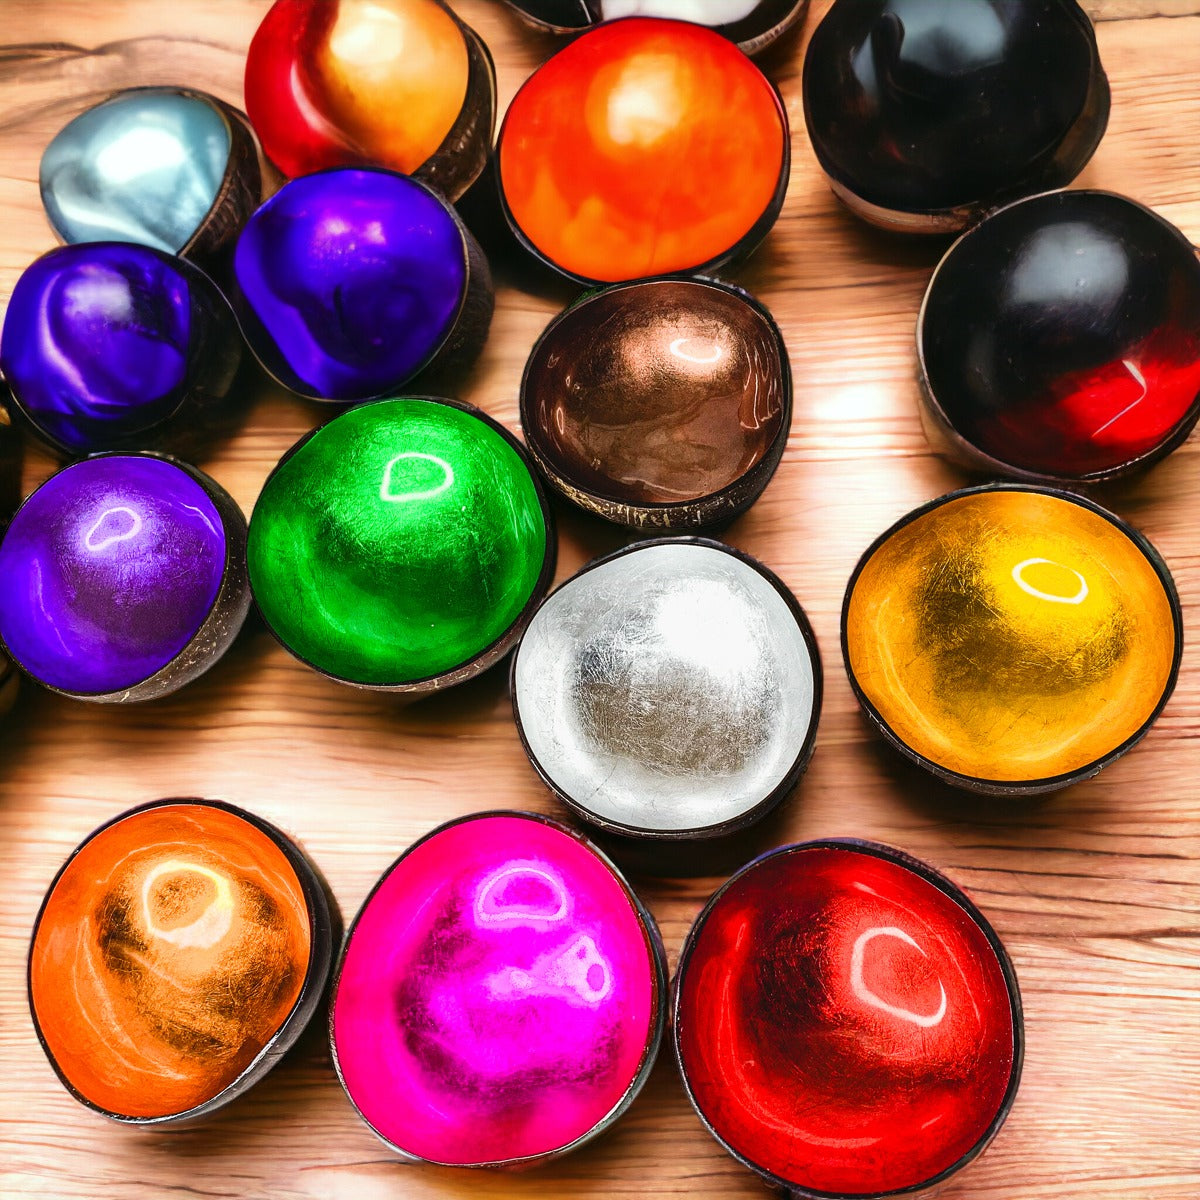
[84,506,142,552]
[380,452,454,503]
[140,859,234,949]
[1012,558,1089,605]
[670,337,723,365]
[850,926,947,1028]
[474,863,569,926]
[95,127,188,184]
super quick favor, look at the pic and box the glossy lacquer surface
[511,1,781,27]
[331,814,660,1164]
[247,399,547,686]
[41,89,230,253]
[0,242,237,455]
[523,279,786,506]
[514,543,817,834]
[0,456,227,695]
[676,844,1016,1196]
[498,18,786,282]
[803,0,1100,215]
[29,803,311,1119]
[921,191,1200,478]
[844,490,1178,785]
[244,0,468,179]
[233,170,467,402]
[600,0,761,18]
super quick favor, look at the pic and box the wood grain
[2,2,1200,1198]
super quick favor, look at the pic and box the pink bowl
[330,811,665,1166]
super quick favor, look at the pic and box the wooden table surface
[2,2,1199,1197]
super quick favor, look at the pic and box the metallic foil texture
[845,489,1177,784]
[41,89,231,254]
[514,542,816,833]
[0,456,228,695]
[523,279,786,506]
[247,399,549,686]
[29,803,312,1119]
[331,813,661,1164]
[675,842,1017,1195]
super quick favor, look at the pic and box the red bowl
[674,839,1022,1197]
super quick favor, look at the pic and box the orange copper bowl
[496,17,789,285]
[28,799,335,1123]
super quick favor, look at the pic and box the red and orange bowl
[244,0,495,200]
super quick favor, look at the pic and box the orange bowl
[497,17,788,284]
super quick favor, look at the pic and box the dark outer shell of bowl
[0,411,22,521]
[182,95,264,266]
[417,16,497,202]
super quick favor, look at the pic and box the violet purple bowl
[329,810,666,1167]
[230,167,493,403]
[0,453,249,702]
[0,242,242,458]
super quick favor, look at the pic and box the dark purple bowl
[230,168,492,403]
[0,242,241,458]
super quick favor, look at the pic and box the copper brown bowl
[520,276,791,529]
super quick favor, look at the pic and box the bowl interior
[29,802,314,1121]
[922,190,1200,478]
[330,812,661,1164]
[498,18,787,282]
[524,281,786,507]
[675,841,1018,1196]
[515,541,816,833]
[844,488,1178,785]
